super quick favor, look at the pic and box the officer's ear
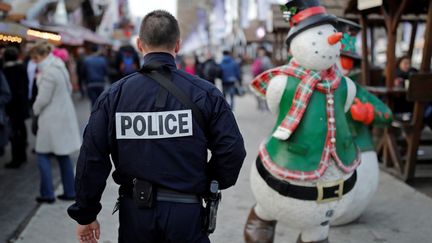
[136,37,145,54]
[174,39,181,54]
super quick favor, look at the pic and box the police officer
[67,10,246,243]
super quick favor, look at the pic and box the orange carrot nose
[328,32,343,45]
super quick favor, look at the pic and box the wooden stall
[270,0,432,181]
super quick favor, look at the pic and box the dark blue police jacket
[68,52,246,225]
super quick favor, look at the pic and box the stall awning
[21,21,111,46]
[0,21,28,43]
[0,21,28,37]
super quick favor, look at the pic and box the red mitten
[350,98,375,125]
[364,103,375,125]
[350,98,367,123]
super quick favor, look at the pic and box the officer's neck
[142,50,176,58]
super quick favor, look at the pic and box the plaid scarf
[250,59,341,140]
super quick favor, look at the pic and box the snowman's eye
[312,42,316,46]
[318,31,322,35]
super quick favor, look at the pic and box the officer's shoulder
[109,72,141,92]
[95,72,141,103]
[175,70,223,97]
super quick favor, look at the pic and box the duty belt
[119,185,201,204]
[256,157,357,203]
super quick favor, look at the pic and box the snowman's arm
[345,77,357,112]
[266,75,288,114]
[250,66,292,97]
[354,82,393,125]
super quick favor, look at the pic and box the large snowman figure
[244,1,392,243]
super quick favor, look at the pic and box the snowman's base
[244,207,276,243]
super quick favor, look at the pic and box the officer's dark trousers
[118,197,210,243]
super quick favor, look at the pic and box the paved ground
[4,93,432,243]
[0,94,89,243]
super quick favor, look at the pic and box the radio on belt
[115,109,193,139]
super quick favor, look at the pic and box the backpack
[120,52,137,75]
[251,58,263,77]
[202,61,220,81]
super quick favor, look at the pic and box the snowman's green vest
[265,75,358,172]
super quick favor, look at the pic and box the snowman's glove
[350,98,375,125]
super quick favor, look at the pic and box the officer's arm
[206,94,246,190]
[68,93,112,225]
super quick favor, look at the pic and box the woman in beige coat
[30,41,81,203]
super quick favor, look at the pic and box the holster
[203,180,221,234]
[132,178,156,209]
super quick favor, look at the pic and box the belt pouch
[133,178,156,208]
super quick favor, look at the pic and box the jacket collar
[142,52,177,70]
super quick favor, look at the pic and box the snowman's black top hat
[284,0,338,48]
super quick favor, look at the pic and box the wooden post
[407,21,418,60]
[360,14,369,85]
[382,0,409,89]
[420,0,432,72]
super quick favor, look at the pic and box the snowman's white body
[250,24,378,241]
[331,151,379,225]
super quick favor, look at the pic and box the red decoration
[291,6,326,26]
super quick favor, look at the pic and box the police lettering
[116,110,193,139]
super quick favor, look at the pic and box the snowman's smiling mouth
[317,53,340,60]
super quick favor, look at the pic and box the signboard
[358,0,383,10]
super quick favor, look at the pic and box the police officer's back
[67,10,246,243]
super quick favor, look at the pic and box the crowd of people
[177,47,273,110]
[0,39,145,203]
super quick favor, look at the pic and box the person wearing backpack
[116,45,141,77]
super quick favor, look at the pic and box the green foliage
[280,5,298,15]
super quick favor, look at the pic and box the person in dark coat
[200,51,221,85]
[2,47,29,168]
[68,10,246,242]
[0,69,11,156]
[219,50,241,110]
[82,45,108,106]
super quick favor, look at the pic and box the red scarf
[250,59,341,140]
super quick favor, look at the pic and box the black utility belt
[119,180,201,208]
[256,157,357,204]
